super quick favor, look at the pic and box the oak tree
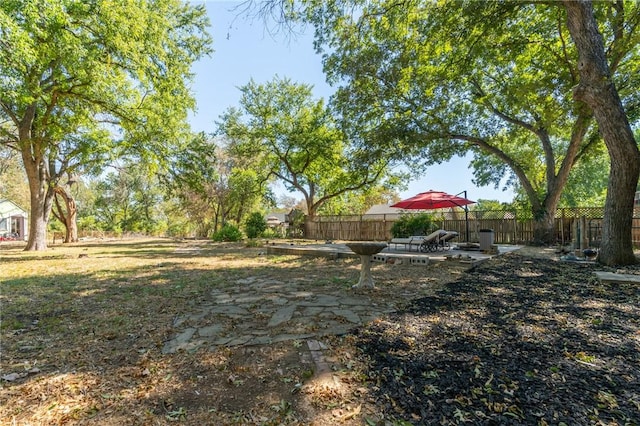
[299,0,638,247]
[0,0,212,250]
[246,1,639,261]
[217,76,401,217]
[563,0,640,265]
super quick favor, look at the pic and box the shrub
[77,216,102,232]
[245,238,263,248]
[262,227,281,239]
[390,213,435,238]
[212,224,243,242]
[245,212,267,239]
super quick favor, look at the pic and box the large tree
[298,0,637,245]
[48,133,112,243]
[217,76,402,217]
[51,176,79,243]
[0,0,211,250]
[563,0,640,265]
[242,0,640,263]
[245,1,638,249]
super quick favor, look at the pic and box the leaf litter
[352,250,640,425]
[1,239,639,425]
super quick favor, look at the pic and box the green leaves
[2,0,212,157]
[219,76,398,216]
[297,0,638,240]
[1,0,212,249]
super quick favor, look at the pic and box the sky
[188,1,515,204]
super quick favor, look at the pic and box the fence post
[580,216,588,250]
[383,214,387,241]
[560,208,565,246]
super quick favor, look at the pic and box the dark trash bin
[479,229,494,251]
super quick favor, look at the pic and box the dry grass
[0,237,488,425]
[1,238,308,425]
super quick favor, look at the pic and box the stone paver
[161,272,392,353]
[267,305,298,327]
[331,309,361,324]
[162,328,196,354]
[209,305,250,316]
[298,295,341,307]
[165,242,516,353]
[198,324,225,337]
[595,271,640,284]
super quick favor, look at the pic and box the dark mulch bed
[355,253,640,425]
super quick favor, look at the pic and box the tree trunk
[532,208,557,246]
[564,1,640,266]
[53,186,79,243]
[23,155,53,251]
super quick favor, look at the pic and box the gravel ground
[352,251,640,425]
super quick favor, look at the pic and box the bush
[245,212,267,239]
[245,238,263,248]
[262,227,281,239]
[212,224,243,242]
[390,213,435,238]
[77,216,102,232]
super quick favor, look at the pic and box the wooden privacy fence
[304,207,640,246]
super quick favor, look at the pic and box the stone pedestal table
[346,242,387,289]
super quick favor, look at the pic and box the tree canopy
[290,0,639,243]
[0,0,212,250]
[217,76,403,217]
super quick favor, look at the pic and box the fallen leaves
[353,253,640,424]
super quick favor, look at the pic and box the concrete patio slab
[266,242,521,264]
[595,271,640,284]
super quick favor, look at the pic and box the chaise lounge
[417,229,448,252]
[389,229,448,252]
[438,231,459,250]
[388,235,425,251]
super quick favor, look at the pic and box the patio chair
[389,235,430,252]
[389,236,414,251]
[438,231,459,250]
[417,229,448,252]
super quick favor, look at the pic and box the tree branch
[447,133,542,212]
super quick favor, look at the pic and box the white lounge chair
[390,229,448,252]
[438,231,459,250]
[389,235,426,251]
[416,229,447,252]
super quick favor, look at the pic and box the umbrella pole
[460,190,470,242]
[465,204,469,242]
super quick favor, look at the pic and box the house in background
[363,204,406,218]
[0,199,28,240]
[264,212,289,236]
[264,209,306,237]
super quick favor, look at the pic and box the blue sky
[189,1,515,204]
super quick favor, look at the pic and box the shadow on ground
[355,253,640,425]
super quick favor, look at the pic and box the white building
[0,199,28,240]
[363,204,406,218]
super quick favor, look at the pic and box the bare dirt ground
[1,240,638,425]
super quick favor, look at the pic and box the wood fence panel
[303,208,640,246]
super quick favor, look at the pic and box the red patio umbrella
[391,190,475,241]
[391,190,475,210]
